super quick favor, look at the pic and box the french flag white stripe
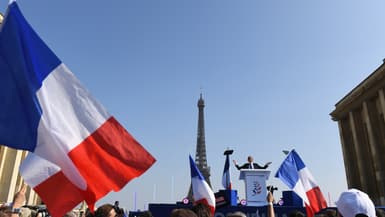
[293,167,319,205]
[298,167,318,191]
[191,177,216,207]
[34,63,110,189]
[292,180,309,205]
[20,153,60,188]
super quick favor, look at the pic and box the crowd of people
[168,203,246,217]
[0,182,384,217]
[163,188,385,217]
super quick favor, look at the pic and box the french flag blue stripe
[222,154,230,189]
[223,155,230,174]
[274,149,306,189]
[292,150,306,170]
[0,2,61,151]
[189,155,204,180]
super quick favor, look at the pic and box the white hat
[336,189,376,217]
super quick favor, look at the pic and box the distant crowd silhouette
[0,184,384,217]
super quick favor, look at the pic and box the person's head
[226,211,247,217]
[316,209,337,217]
[0,206,11,217]
[0,206,10,217]
[335,189,376,217]
[288,210,305,217]
[95,204,116,217]
[139,211,153,217]
[247,156,253,163]
[191,203,211,217]
[170,208,198,217]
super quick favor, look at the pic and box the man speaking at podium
[233,156,271,170]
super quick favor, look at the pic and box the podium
[239,169,271,206]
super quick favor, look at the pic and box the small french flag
[222,154,231,190]
[275,149,327,217]
[189,155,216,215]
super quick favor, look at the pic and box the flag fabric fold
[20,154,84,217]
[275,149,327,217]
[221,154,231,190]
[0,2,156,217]
[189,155,216,215]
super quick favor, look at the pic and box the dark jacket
[235,162,267,170]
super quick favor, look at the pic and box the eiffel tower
[187,93,212,201]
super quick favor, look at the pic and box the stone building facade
[330,61,385,205]
[0,146,40,205]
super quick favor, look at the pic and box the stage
[128,189,309,217]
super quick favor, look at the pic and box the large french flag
[0,2,156,217]
[275,150,327,217]
[189,155,215,215]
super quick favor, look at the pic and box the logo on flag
[0,2,155,217]
[275,149,327,217]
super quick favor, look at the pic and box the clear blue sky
[3,0,385,211]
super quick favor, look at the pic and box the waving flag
[189,155,216,215]
[222,154,231,190]
[275,150,327,217]
[0,2,155,216]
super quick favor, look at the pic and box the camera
[36,208,51,217]
[267,185,278,194]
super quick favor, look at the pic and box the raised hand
[13,184,27,208]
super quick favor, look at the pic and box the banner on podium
[239,169,271,206]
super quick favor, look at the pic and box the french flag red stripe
[34,171,83,217]
[305,186,327,216]
[69,117,156,206]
